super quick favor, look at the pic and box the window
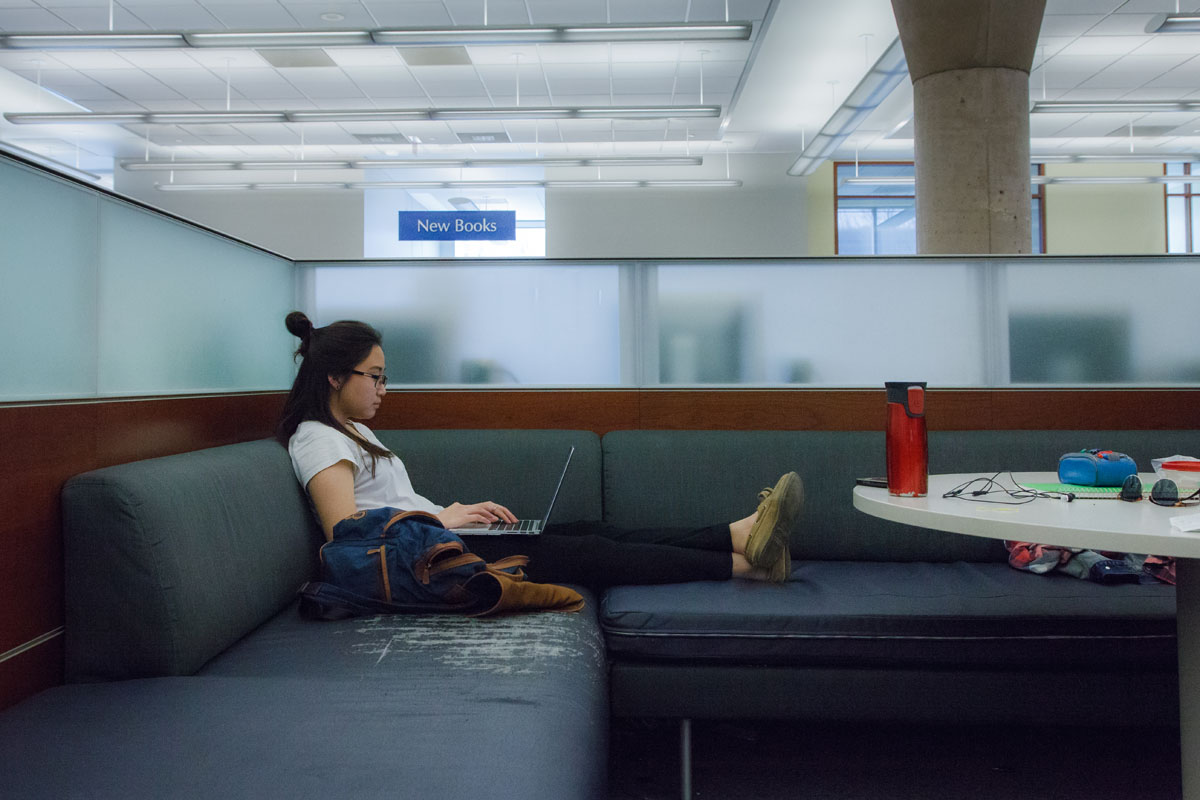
[1166,162,1200,253]
[834,162,1045,254]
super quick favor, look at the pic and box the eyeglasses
[1120,474,1200,506]
[349,369,388,388]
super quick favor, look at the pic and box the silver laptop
[450,447,574,535]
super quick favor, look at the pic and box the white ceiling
[1,0,1199,208]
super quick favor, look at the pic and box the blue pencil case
[1058,450,1137,487]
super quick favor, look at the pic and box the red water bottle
[885,381,928,497]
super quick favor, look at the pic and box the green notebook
[1020,482,1125,499]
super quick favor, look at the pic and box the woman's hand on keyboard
[436,501,517,528]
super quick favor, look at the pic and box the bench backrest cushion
[373,429,603,523]
[601,429,1200,563]
[63,439,321,682]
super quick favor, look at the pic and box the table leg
[1179,558,1199,800]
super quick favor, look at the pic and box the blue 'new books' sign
[398,211,516,241]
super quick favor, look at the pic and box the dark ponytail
[276,312,394,469]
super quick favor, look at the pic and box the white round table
[854,473,1200,800]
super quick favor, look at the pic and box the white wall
[115,169,365,260]
[545,153,808,258]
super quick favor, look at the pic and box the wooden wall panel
[2,386,1197,712]
[0,392,285,712]
[373,390,641,434]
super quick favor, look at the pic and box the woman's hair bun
[285,311,313,340]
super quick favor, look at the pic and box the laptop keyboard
[489,519,538,532]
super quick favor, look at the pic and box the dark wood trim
[374,388,1200,433]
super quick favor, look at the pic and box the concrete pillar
[891,0,1046,254]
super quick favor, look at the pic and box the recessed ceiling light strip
[0,23,752,51]
[1031,100,1200,114]
[155,178,743,191]
[787,37,908,177]
[120,156,706,171]
[6,106,720,125]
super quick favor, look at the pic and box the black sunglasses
[1120,474,1200,506]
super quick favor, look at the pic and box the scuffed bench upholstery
[0,431,607,800]
[599,430,1188,726]
[1,426,1194,798]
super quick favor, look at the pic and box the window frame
[833,161,1046,255]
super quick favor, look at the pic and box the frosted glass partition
[305,263,620,385]
[655,261,987,385]
[299,256,1200,388]
[1005,259,1200,384]
[1,159,100,399]
[0,155,297,401]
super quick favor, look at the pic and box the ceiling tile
[342,67,425,96]
[1085,13,1162,36]
[358,1,453,27]
[1057,35,1151,56]
[1039,14,1107,38]
[1144,58,1200,88]
[52,50,143,69]
[0,7,72,29]
[200,3,301,28]
[41,6,148,30]
[85,68,184,101]
[224,70,307,98]
[271,2,378,28]
[443,0,528,25]
[115,50,203,70]
[325,47,405,67]
[150,68,232,98]
[1133,35,1200,56]
[276,67,365,98]
[535,44,615,65]
[0,50,68,68]
[187,49,272,69]
[608,0,690,23]
[1079,54,1185,90]
[121,3,223,29]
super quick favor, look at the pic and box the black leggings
[461,522,733,592]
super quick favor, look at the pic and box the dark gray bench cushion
[601,430,1004,562]
[62,439,323,682]
[601,429,1200,563]
[601,562,1176,670]
[0,672,605,799]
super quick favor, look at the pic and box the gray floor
[609,718,1182,800]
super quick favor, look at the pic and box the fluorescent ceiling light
[0,33,186,49]
[1033,153,1200,163]
[184,31,373,47]
[842,174,1197,187]
[0,22,751,51]
[156,178,742,191]
[788,37,909,177]
[148,112,287,124]
[121,156,705,171]
[1031,100,1200,113]
[7,106,719,125]
[0,141,104,182]
[1146,13,1200,33]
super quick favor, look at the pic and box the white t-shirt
[288,420,443,516]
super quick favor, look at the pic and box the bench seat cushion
[601,562,1176,670]
[0,674,598,799]
[1,597,608,799]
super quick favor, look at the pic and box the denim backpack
[298,507,530,620]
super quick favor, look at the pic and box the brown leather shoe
[745,472,803,583]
